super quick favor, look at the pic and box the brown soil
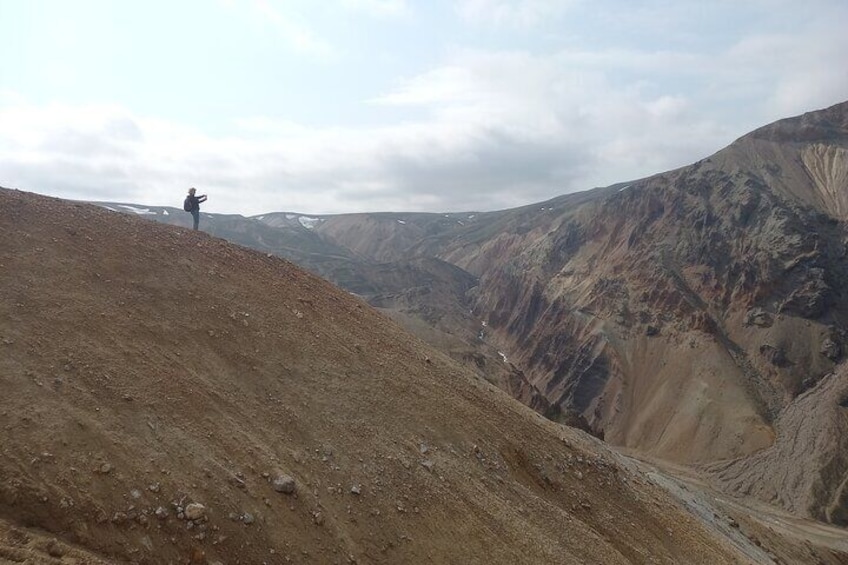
[0,187,842,564]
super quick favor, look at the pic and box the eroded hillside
[77,102,848,530]
[430,102,848,524]
[0,188,783,564]
[298,102,848,526]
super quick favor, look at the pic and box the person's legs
[191,210,199,230]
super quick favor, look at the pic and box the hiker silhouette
[183,188,208,230]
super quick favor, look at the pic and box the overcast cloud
[1,0,846,215]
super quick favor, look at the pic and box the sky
[1,0,847,216]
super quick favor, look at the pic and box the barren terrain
[4,188,822,564]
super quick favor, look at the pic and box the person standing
[183,187,207,230]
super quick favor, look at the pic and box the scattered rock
[820,337,842,361]
[242,512,255,525]
[46,538,65,558]
[351,484,361,495]
[184,503,206,521]
[272,474,297,494]
[312,511,325,525]
[99,463,113,474]
[744,308,773,328]
[778,273,830,319]
[155,506,169,519]
[420,460,435,471]
[111,512,128,524]
[759,344,789,367]
[645,325,660,337]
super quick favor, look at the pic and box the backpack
[183,197,192,212]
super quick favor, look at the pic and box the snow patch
[397,219,406,225]
[618,184,632,192]
[298,216,322,229]
[498,351,508,363]
[468,214,476,219]
[162,210,169,216]
[118,205,157,215]
[285,213,296,220]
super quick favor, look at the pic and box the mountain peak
[742,100,848,143]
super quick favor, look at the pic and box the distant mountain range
[94,100,848,526]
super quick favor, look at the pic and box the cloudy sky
[1,0,846,215]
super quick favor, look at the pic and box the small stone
[155,506,168,519]
[111,512,128,524]
[148,483,161,493]
[46,539,65,558]
[420,460,435,471]
[350,485,361,495]
[130,489,142,499]
[821,337,842,361]
[99,463,113,474]
[273,475,297,494]
[242,512,255,525]
[184,503,206,521]
[312,511,325,525]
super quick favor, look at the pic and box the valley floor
[619,450,848,565]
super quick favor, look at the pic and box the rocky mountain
[277,103,848,527]
[9,187,841,564]
[88,101,848,528]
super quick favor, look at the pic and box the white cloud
[2,2,846,217]
[456,0,578,28]
[339,0,410,18]
[240,0,337,59]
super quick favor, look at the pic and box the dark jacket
[186,194,207,212]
